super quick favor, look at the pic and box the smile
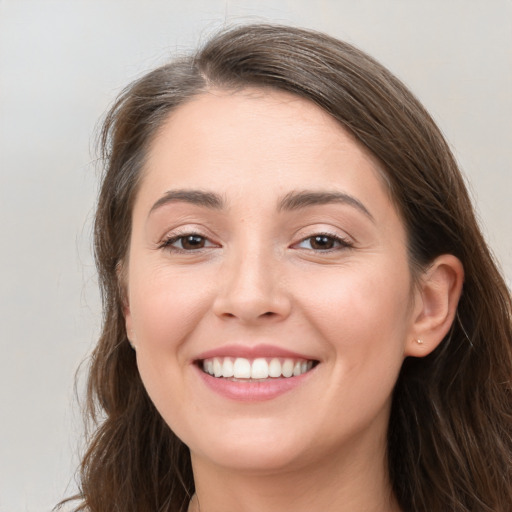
[200,357,316,380]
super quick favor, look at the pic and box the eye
[161,233,217,251]
[295,234,352,251]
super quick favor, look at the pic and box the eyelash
[159,231,353,253]
[159,232,217,252]
[293,232,354,252]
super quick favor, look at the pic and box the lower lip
[195,365,316,402]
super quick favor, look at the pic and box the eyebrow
[149,188,373,222]
[278,190,374,221]
[149,189,224,215]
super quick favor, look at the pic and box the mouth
[197,356,318,381]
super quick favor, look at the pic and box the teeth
[282,359,294,378]
[222,357,234,378]
[251,358,269,379]
[202,356,315,380]
[233,358,251,378]
[213,357,223,377]
[268,358,281,378]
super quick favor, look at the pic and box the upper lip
[194,344,318,361]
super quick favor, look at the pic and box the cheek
[128,267,216,429]
[128,265,215,354]
[297,261,412,372]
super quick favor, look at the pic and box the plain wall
[0,1,510,510]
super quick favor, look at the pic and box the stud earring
[416,338,424,344]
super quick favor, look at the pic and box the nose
[212,248,292,324]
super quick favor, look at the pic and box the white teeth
[222,357,234,377]
[282,359,294,378]
[201,356,315,380]
[213,357,223,377]
[251,358,269,379]
[268,358,281,378]
[233,358,251,379]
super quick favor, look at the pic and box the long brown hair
[60,24,512,511]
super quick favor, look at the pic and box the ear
[405,254,464,357]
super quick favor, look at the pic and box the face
[124,88,420,475]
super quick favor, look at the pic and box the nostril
[213,291,292,323]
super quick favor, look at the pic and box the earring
[416,338,424,344]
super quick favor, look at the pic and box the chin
[192,440,309,474]
[181,419,316,473]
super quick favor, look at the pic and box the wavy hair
[60,24,512,511]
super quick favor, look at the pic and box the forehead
[141,88,388,197]
[151,88,369,155]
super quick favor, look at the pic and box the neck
[188,433,400,512]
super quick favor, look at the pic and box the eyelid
[291,230,354,252]
[158,226,221,252]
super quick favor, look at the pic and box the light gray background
[1,1,510,510]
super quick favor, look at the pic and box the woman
[63,24,512,511]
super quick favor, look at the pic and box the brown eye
[180,235,206,250]
[295,234,352,251]
[309,235,335,250]
[163,233,216,251]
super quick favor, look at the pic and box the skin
[123,88,463,512]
